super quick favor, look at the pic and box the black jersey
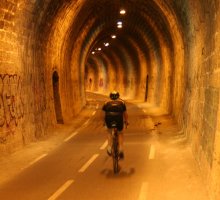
[102,99,126,131]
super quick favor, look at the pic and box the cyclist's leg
[118,130,124,152]
[118,130,124,159]
[107,128,112,155]
[117,120,124,152]
[105,116,113,155]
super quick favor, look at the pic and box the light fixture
[104,42,109,47]
[98,48,101,51]
[92,51,95,54]
[117,24,123,28]
[117,21,122,25]
[111,35,116,39]
[120,9,126,15]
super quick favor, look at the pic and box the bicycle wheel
[112,137,119,174]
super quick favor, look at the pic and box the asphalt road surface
[0,93,209,200]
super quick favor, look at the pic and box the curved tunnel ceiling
[80,0,173,60]
[73,0,181,104]
[36,0,184,111]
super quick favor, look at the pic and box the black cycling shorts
[105,114,124,131]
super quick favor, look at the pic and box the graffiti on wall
[0,74,24,129]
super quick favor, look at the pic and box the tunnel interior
[83,0,179,110]
[0,0,219,199]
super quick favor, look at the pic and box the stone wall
[172,1,220,199]
[0,0,87,153]
[0,0,30,153]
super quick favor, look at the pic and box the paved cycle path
[0,92,210,200]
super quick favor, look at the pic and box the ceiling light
[117,24,123,28]
[117,21,122,25]
[120,9,126,15]
[92,51,95,54]
[104,42,109,47]
[111,35,116,39]
[98,48,101,51]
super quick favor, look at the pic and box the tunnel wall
[0,0,87,154]
[0,1,42,153]
[0,0,61,153]
[173,1,220,199]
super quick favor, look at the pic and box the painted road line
[149,145,155,160]
[48,180,74,200]
[64,131,78,142]
[138,182,148,200]
[84,119,90,126]
[100,140,108,150]
[29,153,47,166]
[78,154,99,173]
[92,111,96,116]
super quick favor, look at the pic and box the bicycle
[110,121,128,174]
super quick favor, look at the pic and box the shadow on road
[100,167,135,178]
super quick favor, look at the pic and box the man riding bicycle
[102,91,128,159]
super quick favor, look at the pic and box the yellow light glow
[120,9,126,15]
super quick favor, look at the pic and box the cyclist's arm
[122,102,128,124]
[102,105,106,126]
[123,110,128,125]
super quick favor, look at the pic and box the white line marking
[84,119,90,126]
[78,154,99,173]
[48,180,74,200]
[29,153,47,166]
[149,145,155,160]
[100,140,108,150]
[92,111,96,116]
[64,131,78,142]
[138,182,148,200]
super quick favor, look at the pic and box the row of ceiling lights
[91,8,126,55]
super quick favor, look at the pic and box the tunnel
[0,0,219,199]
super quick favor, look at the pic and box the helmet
[110,91,120,100]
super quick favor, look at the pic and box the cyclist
[102,91,128,159]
